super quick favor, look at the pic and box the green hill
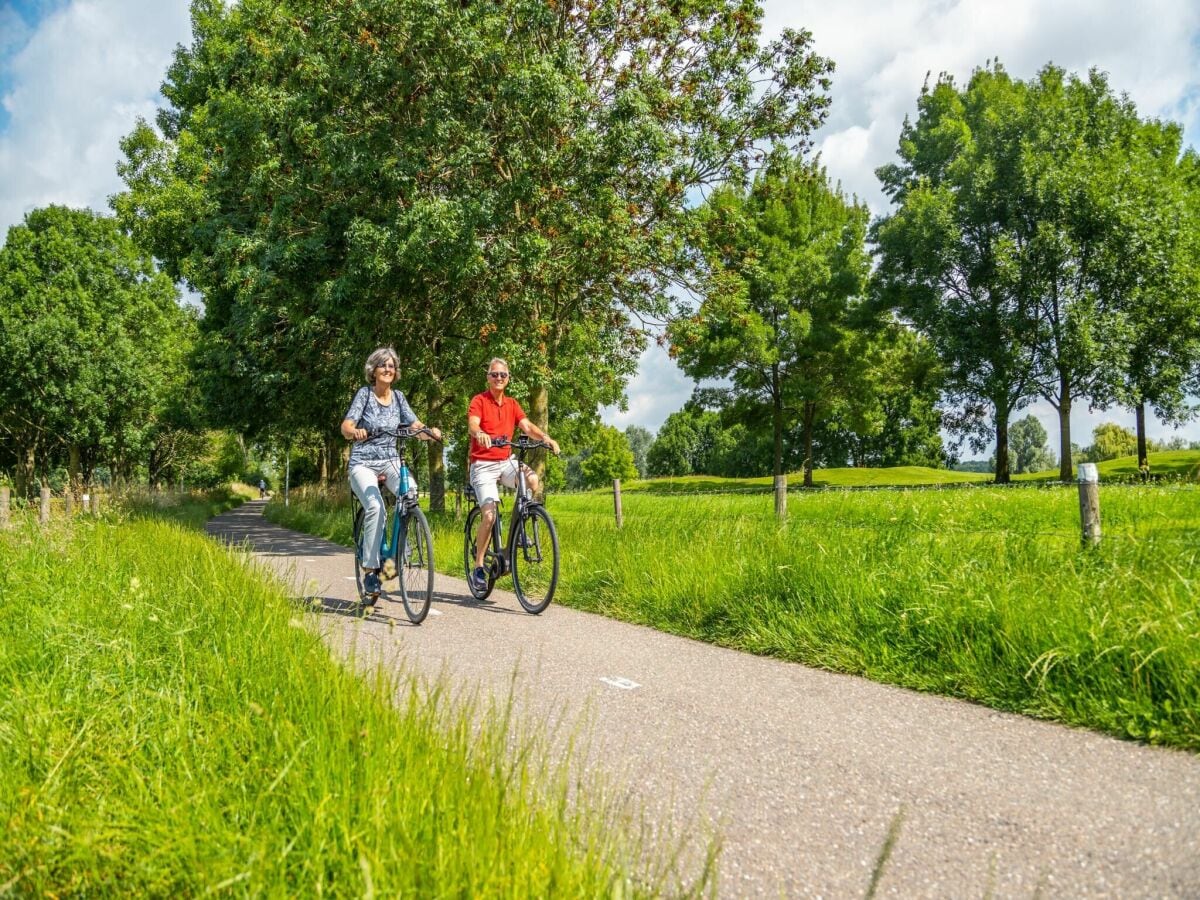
[618,450,1200,493]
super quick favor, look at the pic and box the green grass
[1015,450,1200,483]
[0,512,679,895]
[620,465,990,493]
[269,475,1200,751]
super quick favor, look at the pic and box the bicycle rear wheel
[463,506,496,600]
[510,505,559,614]
[398,506,434,624]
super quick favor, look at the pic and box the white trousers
[349,460,418,569]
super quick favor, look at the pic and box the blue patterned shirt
[344,386,417,465]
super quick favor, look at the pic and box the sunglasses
[376,362,397,370]
[488,371,510,380]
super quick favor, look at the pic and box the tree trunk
[994,406,1011,485]
[324,434,344,485]
[1057,373,1073,482]
[1135,400,1147,468]
[425,395,447,513]
[802,402,816,488]
[528,381,549,482]
[15,444,35,499]
[68,444,82,501]
[771,385,784,478]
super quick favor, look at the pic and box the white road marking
[429,609,443,616]
[343,576,357,581]
[599,676,641,690]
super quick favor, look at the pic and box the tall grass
[269,480,1200,750]
[0,513,678,895]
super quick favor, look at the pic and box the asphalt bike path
[207,501,1200,898]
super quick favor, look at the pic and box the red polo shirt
[468,391,527,462]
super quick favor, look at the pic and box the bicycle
[351,426,439,623]
[463,436,560,614]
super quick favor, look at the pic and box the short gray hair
[487,357,509,372]
[364,346,399,385]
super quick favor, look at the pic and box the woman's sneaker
[363,570,382,598]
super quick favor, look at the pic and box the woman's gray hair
[487,357,509,371]
[364,346,399,385]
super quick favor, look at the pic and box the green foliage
[669,149,871,481]
[0,205,192,496]
[579,425,638,487]
[624,425,654,478]
[874,61,1200,483]
[1085,422,1139,462]
[1008,414,1056,474]
[115,0,836,482]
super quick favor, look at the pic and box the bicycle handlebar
[367,426,442,442]
[490,435,557,454]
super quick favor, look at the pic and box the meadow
[269,455,1200,751]
[0,491,680,896]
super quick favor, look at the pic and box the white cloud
[0,0,191,237]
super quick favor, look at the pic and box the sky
[2,0,1199,452]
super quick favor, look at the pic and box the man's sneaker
[470,567,488,593]
[363,570,382,598]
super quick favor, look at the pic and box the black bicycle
[463,436,560,614]
[351,427,439,623]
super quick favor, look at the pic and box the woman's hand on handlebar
[419,426,443,442]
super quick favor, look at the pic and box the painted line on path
[599,676,641,690]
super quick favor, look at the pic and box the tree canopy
[0,206,190,496]
[114,0,836,501]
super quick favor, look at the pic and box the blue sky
[2,0,1199,448]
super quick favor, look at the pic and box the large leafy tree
[873,65,1038,484]
[669,150,871,485]
[114,0,835,504]
[0,206,187,496]
[1007,414,1054,474]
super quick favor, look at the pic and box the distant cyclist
[466,357,559,593]
[341,346,441,597]
[258,478,267,499]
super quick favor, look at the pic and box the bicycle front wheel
[510,505,559,614]
[352,505,370,601]
[398,506,434,624]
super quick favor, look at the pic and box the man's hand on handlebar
[474,430,493,450]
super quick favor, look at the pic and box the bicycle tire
[463,506,496,600]
[352,505,374,605]
[398,506,434,624]
[510,505,559,614]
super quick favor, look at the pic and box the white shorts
[469,458,532,505]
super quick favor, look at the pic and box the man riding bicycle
[467,357,559,593]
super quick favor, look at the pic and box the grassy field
[269,461,1200,751]
[0,497,678,895]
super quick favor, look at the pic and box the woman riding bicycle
[340,346,441,597]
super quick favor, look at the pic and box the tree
[670,150,871,485]
[624,425,653,478]
[1085,422,1138,462]
[876,62,1200,483]
[115,0,837,503]
[1008,414,1055,474]
[874,64,1040,484]
[0,206,187,497]
[579,425,638,487]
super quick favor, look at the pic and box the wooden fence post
[65,490,74,516]
[613,479,624,529]
[40,486,51,525]
[1078,463,1101,547]
[454,488,462,521]
[82,491,90,513]
[774,474,787,521]
[93,490,102,517]
[0,487,9,529]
